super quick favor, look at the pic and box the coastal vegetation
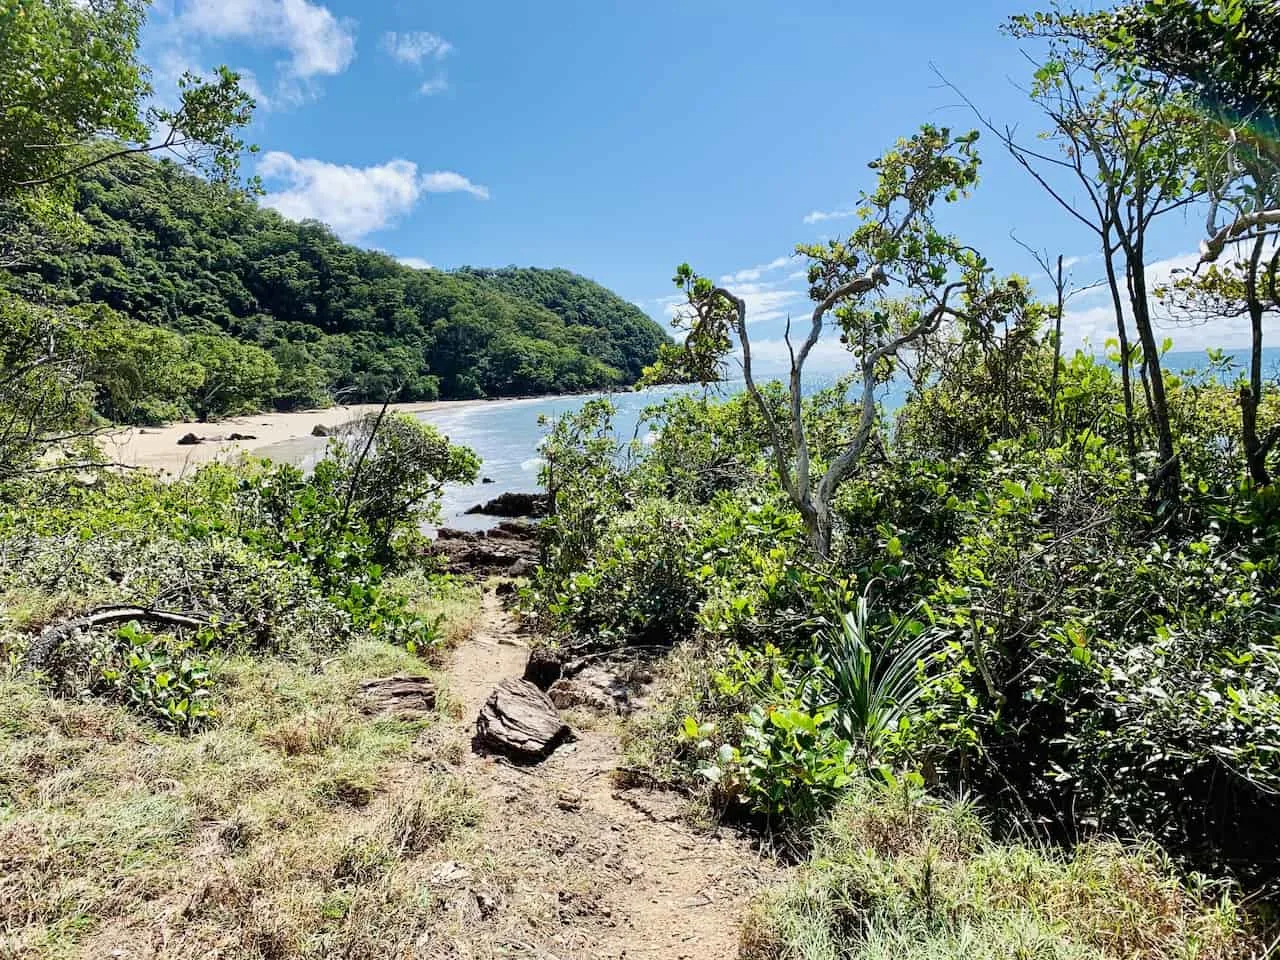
[1,0,1278,958]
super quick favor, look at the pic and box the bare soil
[439,586,779,959]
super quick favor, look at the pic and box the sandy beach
[96,399,505,476]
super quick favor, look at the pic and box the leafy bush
[0,413,479,728]
[94,621,217,733]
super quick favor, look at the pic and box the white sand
[96,400,500,476]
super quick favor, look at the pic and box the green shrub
[94,621,217,734]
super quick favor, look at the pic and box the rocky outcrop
[177,432,202,445]
[474,678,570,762]
[549,665,633,715]
[311,423,331,437]
[464,491,549,518]
[431,521,539,576]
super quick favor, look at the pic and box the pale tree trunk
[1242,236,1272,486]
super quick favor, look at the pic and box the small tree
[954,28,1210,503]
[648,126,994,559]
[0,0,257,200]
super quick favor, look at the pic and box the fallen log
[22,606,207,676]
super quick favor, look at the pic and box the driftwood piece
[358,675,437,719]
[474,678,569,762]
[21,606,207,676]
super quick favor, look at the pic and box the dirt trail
[442,585,778,959]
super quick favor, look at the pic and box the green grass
[739,784,1259,960]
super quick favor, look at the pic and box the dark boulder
[464,491,549,518]
[176,432,202,445]
[474,679,570,762]
[522,647,564,690]
[311,423,331,437]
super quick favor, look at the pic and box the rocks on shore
[464,491,549,518]
[176,432,202,445]
[474,678,570,762]
[432,520,538,576]
[311,423,331,437]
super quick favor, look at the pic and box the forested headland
[2,155,668,424]
[2,0,1280,958]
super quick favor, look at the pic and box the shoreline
[96,398,523,476]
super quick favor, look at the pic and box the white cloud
[176,0,356,80]
[421,171,489,199]
[738,283,808,326]
[719,256,790,285]
[419,75,449,96]
[803,207,856,225]
[382,31,452,64]
[1058,248,1271,352]
[742,336,853,375]
[398,256,434,270]
[258,153,488,240]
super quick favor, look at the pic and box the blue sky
[141,0,1246,368]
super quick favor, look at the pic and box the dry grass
[739,784,1261,960]
[0,634,484,960]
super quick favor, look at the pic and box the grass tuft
[740,783,1260,960]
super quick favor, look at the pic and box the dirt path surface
[440,585,778,959]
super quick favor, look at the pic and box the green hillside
[1,155,668,422]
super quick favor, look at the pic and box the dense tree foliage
[0,155,668,421]
[460,266,669,382]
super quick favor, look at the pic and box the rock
[506,558,534,578]
[225,432,257,441]
[311,423,331,437]
[482,476,495,484]
[474,678,570,762]
[549,664,633,715]
[430,521,539,576]
[429,860,472,886]
[522,647,564,690]
[358,675,436,719]
[176,432,202,445]
[464,491,549,518]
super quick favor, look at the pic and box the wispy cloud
[802,207,856,225]
[382,29,454,96]
[258,152,488,240]
[397,256,434,270]
[381,31,452,64]
[421,171,489,199]
[719,256,791,285]
[1057,249,1266,352]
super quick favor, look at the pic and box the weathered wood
[22,606,206,676]
[359,675,437,719]
[474,678,569,762]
